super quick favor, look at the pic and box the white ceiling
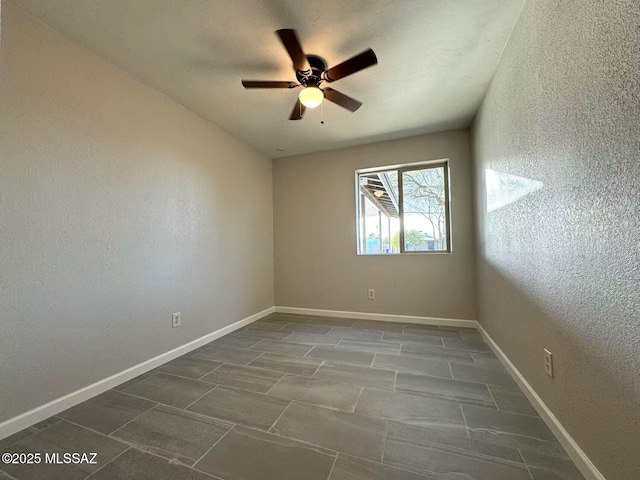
[10,0,524,158]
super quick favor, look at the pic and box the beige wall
[274,130,476,320]
[0,4,273,424]
[473,0,640,479]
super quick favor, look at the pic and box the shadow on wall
[477,260,640,478]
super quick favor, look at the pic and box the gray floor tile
[336,339,401,354]
[280,323,333,334]
[154,356,222,379]
[0,429,37,452]
[195,426,335,480]
[384,423,531,480]
[387,421,525,465]
[210,335,262,350]
[402,324,463,338]
[260,314,311,324]
[307,316,355,327]
[0,416,63,453]
[0,470,15,479]
[2,420,127,480]
[188,386,289,431]
[461,330,484,340]
[194,345,262,365]
[271,401,387,462]
[462,405,567,457]
[330,453,432,480]
[463,405,555,440]
[123,373,213,408]
[200,363,284,393]
[488,384,539,416]
[111,405,231,464]
[327,327,383,342]
[471,352,504,370]
[382,333,445,347]
[246,321,287,331]
[88,447,213,480]
[306,346,374,366]
[350,320,404,333]
[522,450,585,479]
[443,337,492,352]
[313,362,396,391]
[235,329,291,340]
[450,363,516,387]
[184,342,216,357]
[250,339,313,357]
[58,390,156,435]
[400,343,475,365]
[355,388,465,432]
[396,372,496,407]
[1,325,585,480]
[268,375,362,411]
[0,417,62,471]
[257,316,290,324]
[113,371,157,391]
[249,352,323,376]
[30,417,62,433]
[373,353,452,378]
[284,332,341,345]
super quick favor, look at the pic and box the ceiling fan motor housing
[296,55,327,87]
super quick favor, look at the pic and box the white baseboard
[477,325,605,480]
[0,306,274,441]
[274,306,478,329]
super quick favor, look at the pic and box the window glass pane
[386,171,399,199]
[358,171,400,254]
[363,196,381,253]
[401,167,447,251]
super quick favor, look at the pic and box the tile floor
[0,313,585,480]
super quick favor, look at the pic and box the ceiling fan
[241,29,378,120]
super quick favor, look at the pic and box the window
[356,160,450,254]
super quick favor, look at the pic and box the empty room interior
[1,1,638,479]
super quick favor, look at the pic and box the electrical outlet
[544,349,553,378]
[172,312,181,328]
[368,288,375,300]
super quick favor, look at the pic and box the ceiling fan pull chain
[320,100,325,125]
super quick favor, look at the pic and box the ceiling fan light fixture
[299,86,323,108]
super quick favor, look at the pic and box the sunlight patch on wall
[485,169,544,212]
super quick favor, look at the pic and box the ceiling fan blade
[323,49,378,82]
[242,80,298,88]
[289,98,306,120]
[323,88,362,112]
[276,29,311,73]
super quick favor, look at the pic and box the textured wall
[274,130,476,320]
[0,4,273,424]
[473,1,640,479]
